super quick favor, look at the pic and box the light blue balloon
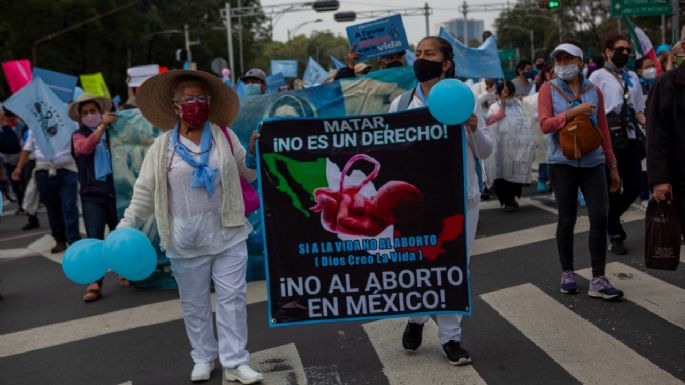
[103,228,157,281]
[62,239,107,284]
[427,79,475,125]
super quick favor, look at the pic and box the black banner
[258,108,469,326]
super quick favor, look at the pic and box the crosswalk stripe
[481,283,682,385]
[0,281,267,358]
[577,262,685,330]
[251,343,307,385]
[473,208,643,256]
[363,318,487,385]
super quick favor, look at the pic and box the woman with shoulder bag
[538,41,624,301]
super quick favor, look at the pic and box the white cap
[551,43,584,61]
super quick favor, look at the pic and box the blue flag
[32,68,78,104]
[266,73,287,93]
[3,77,75,159]
[405,49,416,66]
[439,27,504,79]
[270,60,299,78]
[303,57,329,87]
[330,55,346,70]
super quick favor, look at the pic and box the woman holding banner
[538,41,623,300]
[117,70,262,384]
[388,35,493,366]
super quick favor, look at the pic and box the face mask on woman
[82,113,102,129]
[641,67,657,80]
[413,59,444,82]
[554,63,579,81]
[244,83,262,96]
[177,100,210,128]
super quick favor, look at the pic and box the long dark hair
[417,36,456,78]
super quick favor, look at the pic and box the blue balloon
[427,79,475,125]
[62,239,107,284]
[103,228,157,281]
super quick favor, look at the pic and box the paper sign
[127,64,159,87]
[271,60,299,78]
[2,60,32,93]
[346,15,409,61]
[79,73,111,98]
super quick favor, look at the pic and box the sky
[259,0,502,45]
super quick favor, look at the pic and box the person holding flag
[69,93,119,302]
[389,35,493,366]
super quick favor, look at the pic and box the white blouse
[165,135,251,259]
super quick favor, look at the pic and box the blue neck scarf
[89,127,112,182]
[605,62,634,88]
[172,122,218,197]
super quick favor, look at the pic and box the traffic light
[538,0,560,8]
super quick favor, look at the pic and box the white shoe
[191,361,215,382]
[224,364,264,384]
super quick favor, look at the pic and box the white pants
[170,241,249,368]
[409,202,480,344]
[21,171,39,215]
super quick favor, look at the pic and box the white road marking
[481,283,682,385]
[0,281,267,358]
[577,262,685,330]
[363,317,487,385]
[473,208,643,256]
[0,248,35,260]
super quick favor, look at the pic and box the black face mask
[612,52,629,67]
[413,59,444,82]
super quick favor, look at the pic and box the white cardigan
[117,123,257,251]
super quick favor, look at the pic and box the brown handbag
[548,82,603,160]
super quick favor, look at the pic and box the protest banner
[79,72,111,98]
[303,57,329,87]
[3,77,75,159]
[33,68,78,103]
[439,28,505,79]
[330,55,346,70]
[2,60,32,93]
[266,72,287,93]
[270,60,299,78]
[258,107,469,326]
[346,15,409,61]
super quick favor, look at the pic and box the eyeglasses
[613,47,632,55]
[180,95,211,104]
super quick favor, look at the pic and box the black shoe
[609,239,628,255]
[443,340,472,366]
[402,322,424,351]
[21,215,39,231]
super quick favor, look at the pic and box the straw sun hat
[68,93,112,122]
[136,69,239,131]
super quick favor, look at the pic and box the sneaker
[560,271,579,294]
[537,181,549,193]
[608,239,628,255]
[402,322,424,351]
[224,364,263,384]
[588,276,624,300]
[503,201,519,212]
[442,340,472,366]
[191,361,215,382]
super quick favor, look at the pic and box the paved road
[1,193,684,385]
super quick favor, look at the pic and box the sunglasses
[613,47,632,55]
[180,95,211,104]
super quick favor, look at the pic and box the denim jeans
[82,195,119,286]
[538,163,549,184]
[34,169,80,245]
[550,164,609,277]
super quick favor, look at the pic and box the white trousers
[170,241,249,369]
[409,202,480,344]
[21,171,39,215]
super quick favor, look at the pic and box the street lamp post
[287,19,323,41]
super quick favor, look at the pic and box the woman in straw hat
[68,93,119,302]
[117,70,262,384]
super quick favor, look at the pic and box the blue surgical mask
[245,83,262,96]
[523,70,537,80]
